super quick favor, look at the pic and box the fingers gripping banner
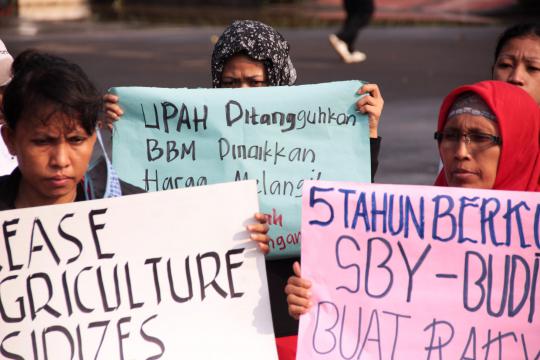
[298,181,539,360]
[111,81,371,259]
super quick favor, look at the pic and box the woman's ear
[1,125,16,156]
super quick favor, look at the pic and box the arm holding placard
[248,212,270,254]
[103,93,123,127]
[356,83,383,139]
[356,83,383,181]
[285,262,313,320]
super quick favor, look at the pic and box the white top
[0,131,16,175]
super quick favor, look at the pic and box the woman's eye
[250,80,266,87]
[469,133,492,143]
[496,62,512,69]
[527,66,540,72]
[443,132,460,141]
[68,136,86,144]
[32,138,50,146]
[221,79,238,87]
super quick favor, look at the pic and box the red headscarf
[434,80,540,192]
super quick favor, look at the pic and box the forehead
[444,113,499,133]
[500,36,540,58]
[222,54,266,75]
[18,106,85,133]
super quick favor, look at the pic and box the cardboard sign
[0,181,278,359]
[298,181,539,360]
[111,81,371,259]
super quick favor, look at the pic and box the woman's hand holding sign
[285,262,313,320]
[356,83,384,139]
[103,93,123,127]
[248,212,271,254]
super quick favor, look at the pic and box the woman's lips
[46,175,73,187]
[451,168,478,181]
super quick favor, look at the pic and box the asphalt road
[2,22,505,185]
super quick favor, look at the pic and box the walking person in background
[329,0,375,64]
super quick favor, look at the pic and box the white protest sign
[0,181,278,359]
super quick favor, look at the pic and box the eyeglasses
[434,131,502,150]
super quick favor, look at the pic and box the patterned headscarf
[211,20,297,88]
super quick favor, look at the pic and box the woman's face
[493,35,540,105]
[221,54,268,88]
[439,113,501,189]
[2,107,96,207]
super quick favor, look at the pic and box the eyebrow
[223,75,265,79]
[498,54,540,62]
[443,125,496,133]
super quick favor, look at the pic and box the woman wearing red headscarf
[434,80,540,191]
[283,80,540,360]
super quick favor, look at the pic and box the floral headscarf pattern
[211,20,297,88]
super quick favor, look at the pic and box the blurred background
[1,0,538,24]
[1,0,538,184]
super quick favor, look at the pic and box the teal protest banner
[111,81,371,259]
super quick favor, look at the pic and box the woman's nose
[508,65,525,86]
[454,137,472,159]
[50,143,70,169]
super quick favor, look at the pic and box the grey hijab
[211,20,297,88]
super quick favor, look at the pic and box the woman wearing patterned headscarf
[211,20,297,88]
[105,20,383,164]
[104,19,383,178]
[211,19,383,359]
[104,21,384,359]
[210,19,384,360]
[210,20,383,178]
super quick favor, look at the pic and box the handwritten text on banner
[298,181,539,360]
[111,81,371,259]
[0,181,277,359]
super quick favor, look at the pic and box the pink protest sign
[298,180,540,360]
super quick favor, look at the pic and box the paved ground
[2,21,506,185]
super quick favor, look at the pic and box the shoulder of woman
[0,169,20,211]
